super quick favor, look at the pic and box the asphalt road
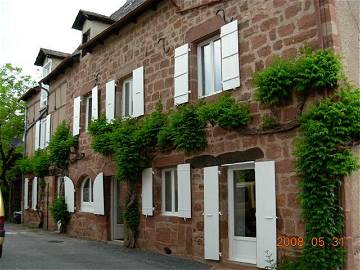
[0,223,209,270]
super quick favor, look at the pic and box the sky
[0,0,127,81]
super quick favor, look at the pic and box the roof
[19,86,41,101]
[72,9,115,30]
[79,0,160,53]
[110,0,146,20]
[40,51,81,85]
[34,48,70,66]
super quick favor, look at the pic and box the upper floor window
[39,117,47,149]
[85,95,92,130]
[81,176,94,212]
[122,78,133,118]
[40,87,48,110]
[162,168,178,216]
[42,59,52,78]
[197,36,223,97]
[82,30,90,44]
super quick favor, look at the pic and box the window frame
[82,29,90,44]
[39,86,49,110]
[80,176,94,213]
[161,168,178,216]
[42,59,52,78]
[39,117,47,149]
[85,95,93,131]
[57,176,65,198]
[121,77,133,118]
[197,35,223,98]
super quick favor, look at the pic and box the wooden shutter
[221,20,240,90]
[92,86,99,120]
[93,172,104,215]
[32,177,38,210]
[204,166,220,260]
[45,114,51,147]
[132,66,144,117]
[255,161,277,268]
[24,178,29,209]
[177,163,191,218]
[141,168,153,216]
[34,121,40,151]
[106,80,115,122]
[64,176,75,213]
[72,96,81,136]
[174,44,189,105]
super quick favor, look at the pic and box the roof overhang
[34,48,70,66]
[72,10,115,30]
[19,86,41,101]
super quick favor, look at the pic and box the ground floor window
[81,176,94,212]
[161,168,178,215]
[57,176,65,198]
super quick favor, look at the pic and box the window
[82,30,90,44]
[81,177,94,212]
[122,78,133,118]
[197,36,223,97]
[43,59,52,78]
[40,86,49,110]
[162,168,178,215]
[85,95,92,130]
[39,118,47,149]
[57,176,65,198]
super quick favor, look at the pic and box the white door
[111,178,125,240]
[228,161,277,267]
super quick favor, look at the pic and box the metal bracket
[95,73,100,86]
[216,9,234,24]
[157,38,170,55]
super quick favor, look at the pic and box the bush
[50,196,70,233]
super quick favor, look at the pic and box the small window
[40,87,49,110]
[43,60,52,78]
[122,78,133,118]
[81,177,94,212]
[197,36,223,97]
[82,30,90,44]
[57,176,65,198]
[162,168,178,215]
[39,118,47,149]
[85,95,93,130]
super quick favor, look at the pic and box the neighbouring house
[20,0,360,269]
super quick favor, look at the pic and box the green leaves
[254,49,342,106]
[50,196,70,227]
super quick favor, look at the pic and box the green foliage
[254,49,342,106]
[0,64,35,186]
[294,88,360,269]
[18,150,50,178]
[88,116,115,155]
[47,122,78,169]
[50,196,70,228]
[261,115,278,130]
[124,195,140,238]
[197,94,250,129]
[158,105,207,152]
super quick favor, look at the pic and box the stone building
[20,0,360,269]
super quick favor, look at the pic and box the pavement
[0,223,210,270]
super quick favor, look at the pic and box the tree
[0,63,35,213]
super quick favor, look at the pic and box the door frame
[110,178,124,241]
[227,161,257,264]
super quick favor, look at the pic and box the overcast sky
[0,0,126,81]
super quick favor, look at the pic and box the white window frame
[42,59,52,78]
[161,168,178,216]
[39,118,47,149]
[57,176,65,198]
[85,95,93,131]
[122,78,133,118]
[197,35,223,98]
[80,177,94,213]
[39,86,49,110]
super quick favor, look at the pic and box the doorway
[111,178,125,240]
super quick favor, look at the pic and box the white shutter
[141,168,153,216]
[105,80,116,122]
[174,44,189,105]
[24,178,29,209]
[221,20,240,90]
[204,166,220,260]
[93,172,104,215]
[177,163,191,218]
[255,161,277,268]
[32,177,38,210]
[34,121,40,151]
[91,86,99,120]
[132,66,144,117]
[72,96,81,136]
[64,176,75,213]
[45,114,51,147]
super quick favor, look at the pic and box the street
[0,224,209,270]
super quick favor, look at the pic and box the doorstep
[211,260,258,270]
[108,240,124,246]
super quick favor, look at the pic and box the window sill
[198,89,234,103]
[161,212,179,217]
